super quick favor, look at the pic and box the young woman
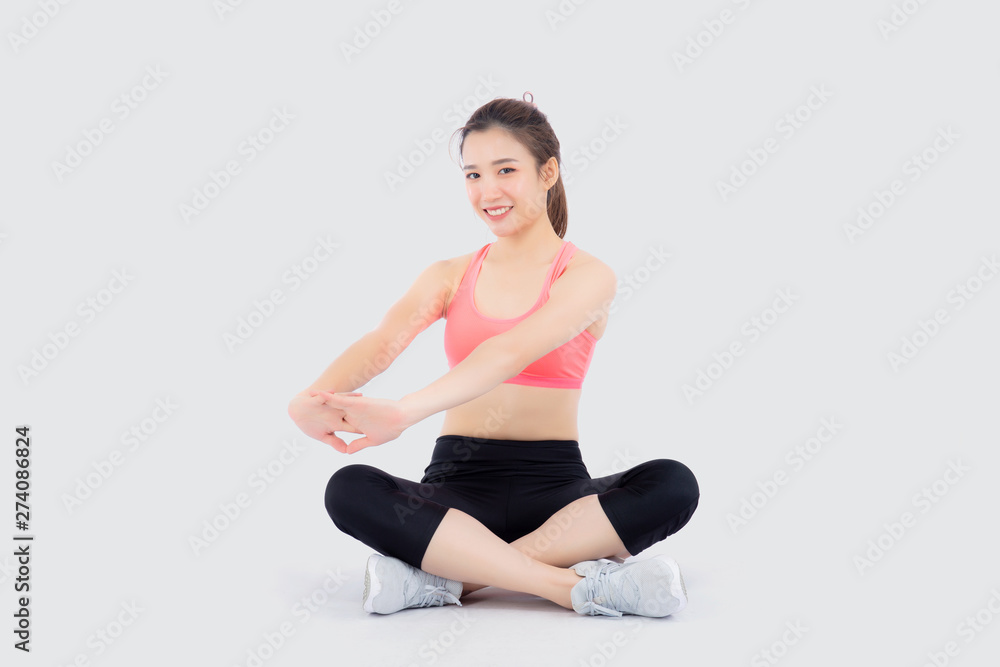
[287,93,699,618]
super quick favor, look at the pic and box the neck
[489,217,563,264]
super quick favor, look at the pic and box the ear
[541,156,559,189]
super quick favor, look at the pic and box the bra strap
[550,241,576,281]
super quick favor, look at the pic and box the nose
[481,178,504,203]
[471,177,503,205]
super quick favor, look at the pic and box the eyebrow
[463,158,519,171]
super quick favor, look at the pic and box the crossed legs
[419,494,630,609]
[326,458,699,612]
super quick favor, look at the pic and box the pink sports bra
[444,240,598,389]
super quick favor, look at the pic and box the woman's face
[462,127,553,236]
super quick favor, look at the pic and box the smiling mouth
[485,206,513,216]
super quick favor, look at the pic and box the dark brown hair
[451,96,568,238]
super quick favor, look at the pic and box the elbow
[492,337,530,380]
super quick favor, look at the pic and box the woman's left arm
[312,334,529,452]
[319,257,617,450]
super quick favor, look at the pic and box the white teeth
[486,206,511,216]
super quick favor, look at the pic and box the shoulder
[417,246,480,284]
[440,246,481,284]
[439,246,484,316]
[565,245,617,290]
[559,245,616,339]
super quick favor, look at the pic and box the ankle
[552,568,584,610]
[461,581,490,597]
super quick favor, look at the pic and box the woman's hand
[287,392,364,452]
[310,390,412,454]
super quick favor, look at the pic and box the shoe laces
[577,561,632,617]
[412,584,462,609]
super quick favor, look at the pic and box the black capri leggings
[324,434,700,570]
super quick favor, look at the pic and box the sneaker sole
[652,555,687,617]
[362,554,383,614]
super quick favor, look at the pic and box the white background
[2,1,999,665]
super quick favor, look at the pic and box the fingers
[312,390,362,402]
[303,391,377,453]
[310,392,357,419]
[315,391,344,406]
[337,418,363,434]
[346,437,374,454]
[327,434,376,454]
[323,433,349,453]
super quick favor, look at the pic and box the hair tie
[523,91,537,108]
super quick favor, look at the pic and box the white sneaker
[362,553,464,614]
[570,555,687,618]
[570,557,623,576]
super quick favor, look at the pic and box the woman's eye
[466,168,513,180]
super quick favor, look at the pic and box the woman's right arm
[287,258,456,434]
